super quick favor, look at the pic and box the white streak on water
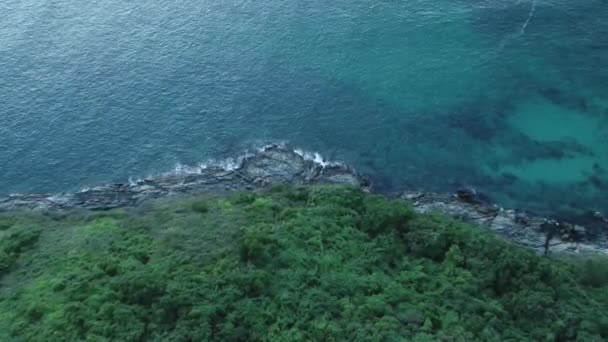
[521,0,536,34]
[495,0,538,55]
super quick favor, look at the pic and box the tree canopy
[0,185,607,341]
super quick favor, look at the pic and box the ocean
[1,0,607,217]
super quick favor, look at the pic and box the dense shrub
[579,257,608,288]
[0,223,41,277]
[191,201,209,214]
[0,186,606,341]
[360,195,413,236]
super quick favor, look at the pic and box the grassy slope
[0,185,607,341]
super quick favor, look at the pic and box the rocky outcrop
[1,144,606,255]
[0,145,364,211]
[402,191,608,255]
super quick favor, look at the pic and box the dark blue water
[1,0,608,217]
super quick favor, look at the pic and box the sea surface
[1,0,607,217]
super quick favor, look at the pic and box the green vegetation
[0,216,42,277]
[0,186,607,341]
[191,200,209,214]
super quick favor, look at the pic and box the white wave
[258,141,287,152]
[167,155,248,176]
[293,148,344,168]
[117,143,349,184]
[214,157,243,171]
[169,162,204,175]
[46,195,69,203]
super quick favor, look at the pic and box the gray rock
[0,144,367,212]
[1,144,606,256]
[400,191,608,255]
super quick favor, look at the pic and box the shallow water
[1,0,607,217]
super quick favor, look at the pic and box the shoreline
[1,144,606,255]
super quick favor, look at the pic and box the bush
[360,195,414,236]
[579,257,608,288]
[239,224,277,265]
[0,225,41,277]
[191,201,209,214]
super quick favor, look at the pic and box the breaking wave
[122,142,347,184]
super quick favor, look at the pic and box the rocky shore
[402,191,608,255]
[0,145,364,211]
[1,144,607,255]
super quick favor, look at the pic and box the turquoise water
[1,0,607,217]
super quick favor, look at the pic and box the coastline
[1,144,606,255]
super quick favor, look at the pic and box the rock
[402,192,424,201]
[403,191,496,226]
[0,145,367,212]
[593,211,607,222]
[136,185,157,192]
[490,210,516,234]
[1,144,606,256]
[514,211,530,225]
[455,188,478,204]
[574,225,587,235]
[402,191,608,255]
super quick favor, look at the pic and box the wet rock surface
[1,144,606,255]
